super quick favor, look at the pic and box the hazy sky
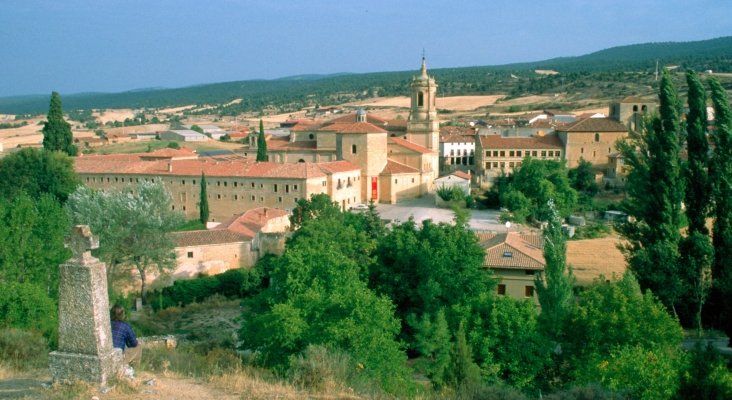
[1,0,730,97]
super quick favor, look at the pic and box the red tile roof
[478,134,563,150]
[477,232,545,270]
[320,122,388,134]
[451,170,472,180]
[558,118,628,132]
[389,137,435,154]
[216,207,289,239]
[171,229,248,247]
[317,160,361,174]
[267,137,318,150]
[381,160,420,175]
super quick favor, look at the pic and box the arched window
[595,133,600,142]
[641,105,648,112]
[308,133,314,140]
[298,159,305,163]
[418,92,424,107]
[633,105,639,112]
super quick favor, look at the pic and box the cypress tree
[256,119,268,162]
[199,172,209,224]
[617,70,684,313]
[680,70,713,333]
[709,78,732,343]
[42,92,77,156]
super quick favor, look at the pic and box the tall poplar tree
[535,200,574,341]
[256,119,268,162]
[199,172,209,224]
[709,78,732,343]
[616,70,684,313]
[42,91,77,156]
[680,70,713,333]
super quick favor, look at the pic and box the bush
[289,345,352,392]
[0,328,49,370]
[0,282,57,346]
[151,268,265,311]
[676,343,732,400]
[437,186,466,202]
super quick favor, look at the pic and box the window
[509,162,515,167]
[278,196,283,203]
[193,179,196,185]
[581,147,584,154]
[499,150,505,157]
[217,194,221,199]
[217,181,220,186]
[412,178,415,183]
[525,270,536,275]
[285,184,290,193]
[274,184,278,193]
[309,133,314,140]
[260,196,264,202]
[234,182,238,187]
[394,179,398,184]
[224,181,228,187]
[503,251,513,258]
[352,144,357,154]
[485,150,490,157]
[486,162,491,169]
[595,133,600,142]
[525,286,535,297]
[418,91,424,106]
[516,151,522,157]
[187,251,194,258]
[541,151,547,157]
[532,151,538,157]
[182,206,186,211]
[509,151,515,157]
[251,195,255,201]
[251,182,255,188]
[182,180,185,185]
[234,195,238,200]
[294,184,298,190]
[497,284,506,295]
[493,151,499,157]
[260,184,263,189]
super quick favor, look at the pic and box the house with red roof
[477,232,545,303]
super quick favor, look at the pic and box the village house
[477,232,544,303]
[474,134,564,186]
[169,207,289,279]
[439,126,476,173]
[555,117,630,169]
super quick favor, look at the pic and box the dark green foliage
[256,119,267,162]
[151,268,263,311]
[616,71,685,311]
[436,185,465,202]
[412,309,452,388]
[536,201,574,340]
[448,323,482,388]
[568,158,599,195]
[683,70,711,235]
[0,283,57,346]
[542,384,620,400]
[676,343,732,400]
[167,141,180,149]
[708,78,732,342]
[240,206,411,394]
[499,158,577,222]
[289,193,341,230]
[199,173,209,224]
[0,148,80,202]
[41,92,77,156]
[190,124,203,133]
[0,192,70,299]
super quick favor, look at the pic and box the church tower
[407,57,440,153]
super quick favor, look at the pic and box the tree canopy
[0,148,79,203]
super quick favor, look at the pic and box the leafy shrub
[151,268,264,311]
[676,343,732,400]
[0,328,49,370]
[288,345,353,392]
[0,282,57,346]
[571,223,612,240]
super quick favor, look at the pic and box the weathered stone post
[49,225,123,385]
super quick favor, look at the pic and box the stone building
[474,134,564,186]
[555,118,629,169]
[477,232,544,304]
[263,59,440,203]
[608,96,657,132]
[74,148,362,221]
[170,207,289,278]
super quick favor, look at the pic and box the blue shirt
[111,320,138,350]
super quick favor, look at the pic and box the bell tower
[407,57,440,152]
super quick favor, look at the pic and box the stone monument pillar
[49,225,123,385]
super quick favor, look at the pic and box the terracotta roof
[320,122,387,134]
[381,160,420,175]
[171,229,248,247]
[478,134,563,150]
[558,118,628,133]
[441,134,476,143]
[529,120,555,129]
[75,155,335,180]
[389,137,436,154]
[477,232,545,270]
[326,113,389,126]
[216,207,289,239]
[267,137,318,150]
[317,160,361,174]
[451,170,471,180]
[440,126,476,136]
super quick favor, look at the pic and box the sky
[1,0,730,97]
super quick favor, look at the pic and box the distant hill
[1,36,730,115]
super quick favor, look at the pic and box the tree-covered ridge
[1,36,730,115]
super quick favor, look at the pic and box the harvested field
[566,235,627,285]
[95,109,135,123]
[355,95,504,111]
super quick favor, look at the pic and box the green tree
[499,158,576,223]
[0,192,70,298]
[41,92,76,156]
[290,193,341,230]
[616,71,685,313]
[568,158,599,195]
[676,343,732,400]
[199,173,209,224]
[709,78,732,343]
[239,211,410,393]
[535,200,574,340]
[190,124,203,134]
[413,309,452,388]
[67,180,184,300]
[256,119,268,162]
[0,148,79,202]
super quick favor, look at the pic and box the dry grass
[566,235,627,285]
[95,110,136,124]
[535,69,559,75]
[353,95,503,111]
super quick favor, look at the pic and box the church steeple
[407,57,439,154]
[420,56,427,78]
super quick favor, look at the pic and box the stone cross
[64,225,99,260]
[50,225,122,386]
